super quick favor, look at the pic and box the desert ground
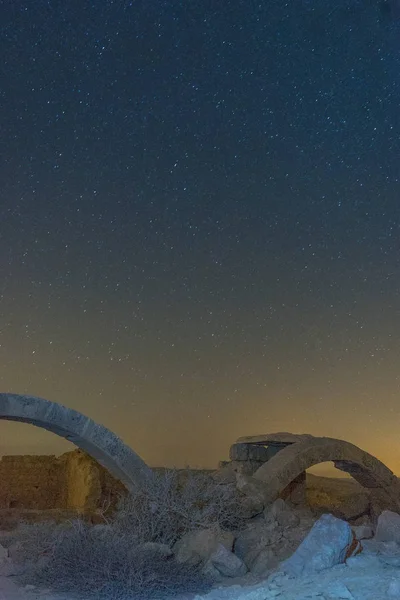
[0,471,399,600]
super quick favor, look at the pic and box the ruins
[1,393,400,518]
[0,449,125,513]
[227,432,400,513]
[0,392,154,495]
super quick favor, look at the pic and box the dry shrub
[1,520,71,564]
[14,519,211,599]
[4,468,247,599]
[113,468,249,546]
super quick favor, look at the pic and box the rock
[266,499,300,529]
[240,495,265,519]
[345,552,380,570]
[234,520,282,569]
[213,463,237,484]
[337,493,370,521]
[202,560,223,581]
[351,524,373,540]
[387,578,400,598]
[283,472,307,506]
[249,547,279,576]
[310,494,370,523]
[345,530,362,559]
[351,515,373,527]
[207,543,248,578]
[324,581,355,599]
[173,528,234,566]
[279,514,353,576]
[374,510,400,543]
[236,472,269,506]
[230,443,251,461]
[368,489,400,525]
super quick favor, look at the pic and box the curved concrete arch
[252,436,400,508]
[0,393,154,493]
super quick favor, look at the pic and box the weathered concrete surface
[0,393,154,494]
[231,433,316,463]
[251,436,400,510]
[236,432,315,445]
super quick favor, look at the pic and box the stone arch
[252,436,400,509]
[0,393,154,493]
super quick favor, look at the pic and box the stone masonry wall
[61,450,127,513]
[0,455,65,510]
[0,450,126,513]
[0,452,201,515]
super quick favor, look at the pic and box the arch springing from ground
[0,393,154,493]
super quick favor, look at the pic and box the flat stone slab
[235,432,316,445]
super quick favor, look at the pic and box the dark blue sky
[1,0,400,471]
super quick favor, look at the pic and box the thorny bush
[2,468,249,599]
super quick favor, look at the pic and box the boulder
[173,528,234,567]
[374,510,400,543]
[272,514,316,563]
[387,578,400,598]
[248,547,279,576]
[337,492,370,521]
[352,524,373,540]
[369,489,400,524]
[202,561,222,581]
[279,514,353,576]
[266,498,300,529]
[310,492,370,523]
[206,543,247,578]
[235,472,269,506]
[240,495,265,519]
[234,520,282,569]
[217,466,264,516]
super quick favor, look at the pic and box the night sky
[1,0,400,474]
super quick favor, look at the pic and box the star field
[1,0,400,473]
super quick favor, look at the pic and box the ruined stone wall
[0,455,65,510]
[61,450,127,513]
[0,450,127,512]
[0,452,218,517]
[0,451,203,515]
[61,450,102,512]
